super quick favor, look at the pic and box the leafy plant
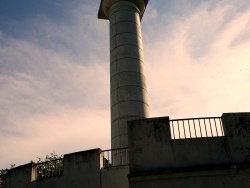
[0,169,8,188]
[0,164,15,188]
[0,151,63,187]
[35,152,63,180]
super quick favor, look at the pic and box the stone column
[98,0,149,151]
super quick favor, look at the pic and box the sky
[0,0,250,169]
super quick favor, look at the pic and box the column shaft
[109,1,149,149]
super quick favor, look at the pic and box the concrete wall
[129,171,250,188]
[101,166,129,188]
[6,148,129,188]
[128,117,231,173]
[6,149,103,188]
[222,113,250,164]
[63,149,101,188]
[128,113,250,188]
[6,163,32,188]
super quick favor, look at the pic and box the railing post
[31,164,37,182]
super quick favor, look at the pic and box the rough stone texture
[128,113,250,188]
[109,1,149,150]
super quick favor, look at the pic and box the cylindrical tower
[98,0,149,151]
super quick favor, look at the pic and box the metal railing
[33,158,63,181]
[170,117,224,139]
[101,148,129,169]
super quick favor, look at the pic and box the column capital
[98,0,149,20]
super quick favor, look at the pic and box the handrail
[32,158,63,181]
[101,148,129,169]
[170,117,224,139]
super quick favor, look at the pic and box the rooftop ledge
[98,0,149,20]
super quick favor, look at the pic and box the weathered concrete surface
[62,149,101,188]
[7,149,103,188]
[129,169,250,188]
[128,113,250,188]
[6,148,130,188]
[6,163,32,188]
[128,117,231,173]
[101,166,129,188]
[222,113,250,164]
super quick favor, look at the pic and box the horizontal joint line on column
[111,133,129,140]
[110,44,143,52]
[110,71,146,80]
[109,8,140,19]
[110,32,142,40]
[111,115,147,124]
[110,20,140,28]
[111,32,141,39]
[111,57,144,64]
[111,85,148,93]
[111,100,149,108]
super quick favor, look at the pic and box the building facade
[4,113,250,188]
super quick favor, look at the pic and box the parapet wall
[128,113,250,174]
[5,148,129,188]
[6,149,102,188]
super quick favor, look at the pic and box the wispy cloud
[0,1,110,168]
[0,0,250,168]
[144,0,250,118]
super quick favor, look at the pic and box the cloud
[0,1,110,168]
[1,0,250,169]
[0,108,110,167]
[144,1,250,119]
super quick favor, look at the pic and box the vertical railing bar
[220,118,224,136]
[209,118,213,137]
[204,119,208,137]
[45,165,47,179]
[177,121,181,139]
[183,121,186,138]
[171,121,175,139]
[193,119,197,138]
[187,120,191,138]
[108,150,110,167]
[173,121,175,139]
[198,119,202,137]
[214,118,219,136]
[188,119,191,138]
[56,162,57,176]
[111,150,113,167]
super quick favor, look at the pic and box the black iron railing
[170,117,224,139]
[101,148,129,169]
[33,158,63,181]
